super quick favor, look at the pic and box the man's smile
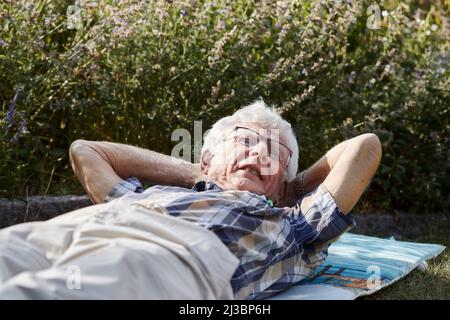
[238,165,263,181]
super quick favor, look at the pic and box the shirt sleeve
[103,176,145,203]
[290,183,357,267]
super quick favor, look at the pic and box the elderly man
[0,100,381,299]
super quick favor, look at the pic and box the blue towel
[269,232,445,300]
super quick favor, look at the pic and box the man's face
[202,122,292,201]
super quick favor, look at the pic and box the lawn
[362,221,449,299]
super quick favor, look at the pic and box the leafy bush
[0,0,448,213]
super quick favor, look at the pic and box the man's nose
[248,142,271,166]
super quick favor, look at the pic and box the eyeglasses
[222,126,293,168]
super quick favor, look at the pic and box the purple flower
[428,132,438,142]
[3,89,22,140]
[0,39,5,46]
[219,19,226,30]
[11,132,19,144]
[180,8,188,17]
[18,119,28,134]
[12,120,28,145]
[4,89,18,123]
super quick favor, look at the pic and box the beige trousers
[0,198,239,299]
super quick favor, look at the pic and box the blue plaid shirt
[104,177,356,300]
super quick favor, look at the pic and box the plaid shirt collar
[192,180,275,207]
[191,180,223,192]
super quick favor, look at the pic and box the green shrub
[0,0,448,212]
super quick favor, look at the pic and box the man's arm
[285,133,382,214]
[69,139,206,204]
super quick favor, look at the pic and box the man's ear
[200,149,214,174]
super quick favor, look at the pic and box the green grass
[362,223,450,300]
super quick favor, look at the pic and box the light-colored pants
[0,198,239,299]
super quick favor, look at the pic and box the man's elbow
[364,133,382,160]
[356,133,382,166]
[70,139,88,159]
[69,139,95,171]
[69,139,116,174]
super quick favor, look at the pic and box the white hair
[202,98,299,182]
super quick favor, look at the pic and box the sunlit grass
[363,223,450,299]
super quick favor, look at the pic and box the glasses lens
[233,127,291,165]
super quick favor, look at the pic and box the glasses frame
[222,126,293,168]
